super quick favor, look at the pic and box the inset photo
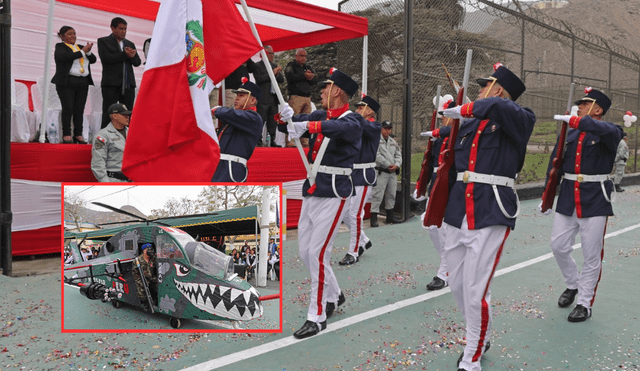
[62,184,282,333]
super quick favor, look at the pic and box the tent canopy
[12,0,368,82]
[64,205,259,241]
[57,0,368,52]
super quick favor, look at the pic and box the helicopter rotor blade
[92,202,148,221]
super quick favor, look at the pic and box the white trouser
[298,196,348,323]
[443,217,510,371]
[370,171,396,213]
[428,226,448,281]
[342,185,371,257]
[550,211,607,309]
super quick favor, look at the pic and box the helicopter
[64,203,264,329]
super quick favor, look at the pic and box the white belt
[317,165,352,176]
[220,153,248,165]
[313,165,353,198]
[456,170,519,219]
[220,153,248,182]
[457,170,515,187]
[562,173,614,203]
[563,173,609,182]
[353,162,376,170]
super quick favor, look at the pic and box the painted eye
[174,263,190,277]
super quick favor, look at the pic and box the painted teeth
[174,279,263,321]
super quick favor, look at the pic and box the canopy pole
[257,188,271,287]
[362,35,368,95]
[38,0,56,143]
[1,0,13,275]
[238,0,311,174]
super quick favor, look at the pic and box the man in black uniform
[98,17,141,128]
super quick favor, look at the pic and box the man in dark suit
[254,45,284,147]
[98,17,141,128]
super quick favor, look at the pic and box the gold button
[467,194,471,197]
[472,144,476,147]
[578,141,582,144]
[470,160,474,164]
[577,153,580,156]
[575,188,579,191]
[478,130,482,134]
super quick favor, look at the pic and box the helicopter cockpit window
[124,239,134,251]
[184,242,234,280]
[156,234,185,259]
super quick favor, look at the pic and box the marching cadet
[211,78,264,182]
[132,243,158,313]
[544,88,623,322]
[440,63,536,371]
[339,95,382,266]
[91,102,131,182]
[416,99,456,291]
[279,68,364,339]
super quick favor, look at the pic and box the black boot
[370,213,379,228]
[385,209,402,224]
[615,184,625,193]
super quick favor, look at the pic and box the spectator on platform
[98,17,141,128]
[91,102,131,182]
[51,25,97,144]
[254,45,284,147]
[215,59,258,108]
[284,48,317,147]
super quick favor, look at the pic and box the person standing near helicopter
[132,243,158,312]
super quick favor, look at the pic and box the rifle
[540,82,575,212]
[442,63,471,104]
[423,50,473,227]
[415,86,441,198]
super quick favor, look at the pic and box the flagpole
[238,0,310,173]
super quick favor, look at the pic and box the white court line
[169,222,640,371]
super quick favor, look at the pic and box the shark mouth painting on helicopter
[173,279,263,321]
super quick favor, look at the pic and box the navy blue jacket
[212,107,263,182]
[352,118,382,187]
[546,116,623,218]
[444,97,536,230]
[293,110,364,198]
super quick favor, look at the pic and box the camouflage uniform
[91,123,128,182]
[132,254,158,307]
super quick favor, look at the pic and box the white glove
[288,121,308,140]
[412,189,427,202]
[537,202,553,216]
[554,115,572,123]
[442,105,463,120]
[420,131,433,137]
[279,103,294,122]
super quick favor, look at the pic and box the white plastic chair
[14,81,38,141]
[32,77,62,143]
[87,85,103,143]
[10,79,33,143]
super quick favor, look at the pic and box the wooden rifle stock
[423,86,465,227]
[540,82,575,212]
[416,108,438,197]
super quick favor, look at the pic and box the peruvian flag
[122,0,262,181]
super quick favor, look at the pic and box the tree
[64,192,86,231]
[149,196,201,219]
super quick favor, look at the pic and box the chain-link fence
[336,0,639,183]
